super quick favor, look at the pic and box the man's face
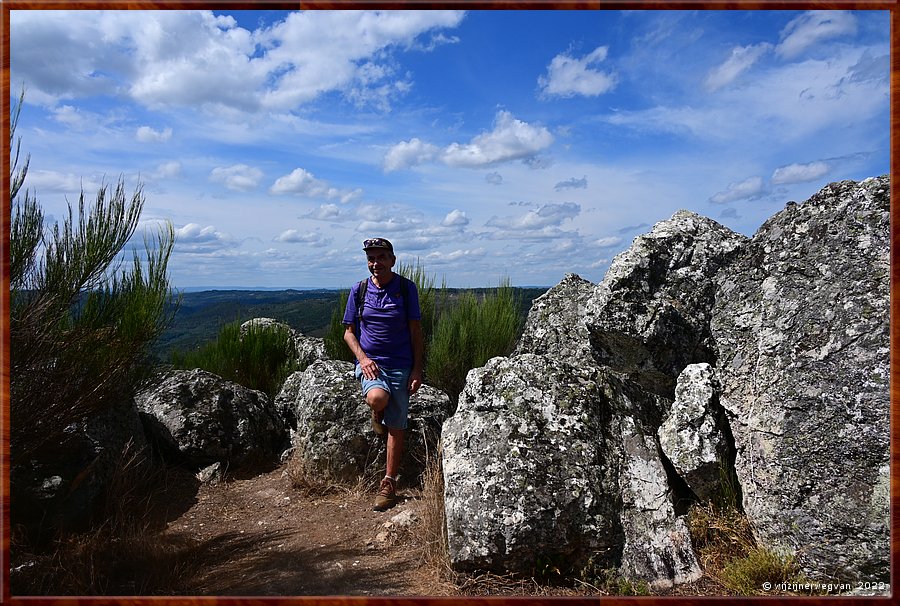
[367,249,395,278]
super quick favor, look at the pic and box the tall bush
[425,279,520,406]
[9,92,178,463]
[171,320,303,400]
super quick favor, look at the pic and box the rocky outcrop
[710,176,890,581]
[585,211,746,397]
[442,354,700,588]
[515,273,594,359]
[658,363,732,502]
[136,369,286,469]
[282,359,451,484]
[240,317,327,368]
[442,174,890,588]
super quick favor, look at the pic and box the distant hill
[154,286,549,360]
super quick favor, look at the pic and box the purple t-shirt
[343,275,421,368]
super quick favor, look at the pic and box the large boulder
[11,397,150,533]
[515,273,595,359]
[442,353,700,588]
[585,210,747,397]
[282,359,451,484]
[710,176,890,581]
[135,369,286,469]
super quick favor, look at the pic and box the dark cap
[363,237,393,253]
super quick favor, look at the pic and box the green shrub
[720,547,801,595]
[171,320,303,400]
[426,279,520,406]
[324,289,355,362]
[9,91,178,464]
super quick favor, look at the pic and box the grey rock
[515,273,595,359]
[711,176,890,581]
[13,397,150,531]
[442,353,700,588]
[284,359,451,484]
[658,363,731,501]
[135,369,286,469]
[585,210,747,397]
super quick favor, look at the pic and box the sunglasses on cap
[363,237,393,252]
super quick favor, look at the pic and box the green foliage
[720,547,801,595]
[171,320,304,400]
[578,559,651,596]
[324,289,355,362]
[426,279,520,406]
[9,93,178,462]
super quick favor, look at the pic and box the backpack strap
[355,278,368,335]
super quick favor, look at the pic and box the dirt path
[161,465,455,596]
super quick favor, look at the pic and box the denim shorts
[354,365,411,430]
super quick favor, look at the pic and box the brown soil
[161,464,457,596]
[157,464,732,598]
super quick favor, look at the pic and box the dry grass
[687,498,803,596]
[10,441,199,595]
[284,450,377,499]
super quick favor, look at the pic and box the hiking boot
[373,476,396,511]
[371,409,386,436]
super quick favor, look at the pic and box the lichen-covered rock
[240,317,327,368]
[284,360,451,484]
[585,210,747,397]
[135,369,286,469]
[657,363,731,501]
[515,273,594,359]
[710,176,890,581]
[12,397,150,531]
[442,353,700,588]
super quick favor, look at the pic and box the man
[342,237,424,511]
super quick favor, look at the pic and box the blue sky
[8,9,890,288]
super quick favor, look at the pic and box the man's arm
[408,319,424,395]
[344,324,378,380]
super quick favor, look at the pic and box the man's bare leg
[386,427,404,479]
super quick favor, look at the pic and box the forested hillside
[155,287,548,360]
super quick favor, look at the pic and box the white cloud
[153,161,182,179]
[136,125,173,142]
[441,209,469,227]
[270,168,361,202]
[709,176,765,204]
[257,10,465,111]
[771,161,830,184]
[704,43,772,91]
[274,229,332,245]
[383,138,440,172]
[423,248,486,265]
[486,202,580,231]
[485,172,503,185]
[595,236,623,248]
[25,170,101,194]
[357,217,422,233]
[554,176,587,191]
[538,46,617,98]
[175,223,235,252]
[210,164,264,191]
[776,11,857,59]
[10,10,465,113]
[441,111,554,168]
[303,203,346,221]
